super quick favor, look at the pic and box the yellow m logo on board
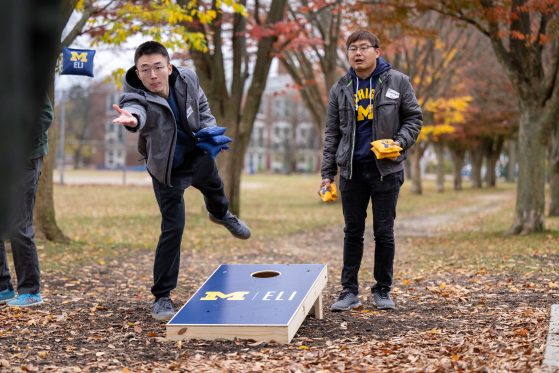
[70,52,88,62]
[200,291,249,301]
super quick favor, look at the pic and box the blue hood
[349,57,392,165]
[349,57,391,81]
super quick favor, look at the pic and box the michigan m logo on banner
[61,47,95,77]
[70,51,88,62]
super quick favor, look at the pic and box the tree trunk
[434,141,445,193]
[410,146,422,194]
[218,141,245,216]
[506,139,517,183]
[470,145,483,188]
[508,108,546,234]
[449,146,465,191]
[549,123,559,216]
[484,136,504,188]
[404,157,412,180]
[216,0,287,216]
[34,101,67,242]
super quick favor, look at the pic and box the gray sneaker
[209,211,251,239]
[330,290,362,312]
[151,297,175,321]
[372,288,395,310]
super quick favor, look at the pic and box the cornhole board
[167,264,327,343]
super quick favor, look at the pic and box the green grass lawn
[42,174,558,275]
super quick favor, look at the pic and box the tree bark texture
[484,136,504,188]
[548,123,559,216]
[508,108,546,234]
[434,141,445,193]
[449,145,465,191]
[409,146,423,195]
[506,139,517,183]
[470,144,483,189]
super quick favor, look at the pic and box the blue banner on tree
[61,47,95,77]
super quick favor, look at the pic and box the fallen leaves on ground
[1,184,557,371]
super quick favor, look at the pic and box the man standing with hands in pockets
[320,30,422,312]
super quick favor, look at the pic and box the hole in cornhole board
[251,270,281,278]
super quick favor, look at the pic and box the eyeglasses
[137,64,167,76]
[347,45,377,54]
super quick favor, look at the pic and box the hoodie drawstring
[354,76,373,114]
[369,76,372,114]
[355,79,359,111]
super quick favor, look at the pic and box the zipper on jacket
[372,75,387,179]
[162,100,177,186]
[347,79,356,180]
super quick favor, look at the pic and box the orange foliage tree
[410,0,559,233]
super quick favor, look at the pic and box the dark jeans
[151,152,228,299]
[339,163,403,294]
[0,157,42,294]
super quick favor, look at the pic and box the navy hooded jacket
[350,57,391,164]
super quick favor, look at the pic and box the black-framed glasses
[137,64,167,76]
[347,45,377,53]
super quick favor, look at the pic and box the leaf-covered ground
[1,180,558,372]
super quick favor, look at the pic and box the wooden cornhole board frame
[167,264,327,343]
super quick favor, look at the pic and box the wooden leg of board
[311,294,323,319]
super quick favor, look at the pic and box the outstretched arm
[112,104,138,128]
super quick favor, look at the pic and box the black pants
[339,163,403,294]
[151,152,228,299]
[0,157,42,295]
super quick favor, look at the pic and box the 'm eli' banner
[61,47,95,77]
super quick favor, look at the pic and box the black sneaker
[372,288,395,310]
[330,289,362,312]
[151,297,175,321]
[209,211,251,239]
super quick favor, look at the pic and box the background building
[245,69,322,174]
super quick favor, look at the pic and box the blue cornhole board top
[169,264,326,326]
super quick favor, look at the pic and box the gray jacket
[321,69,422,180]
[120,66,217,185]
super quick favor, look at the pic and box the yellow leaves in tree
[183,32,208,53]
[75,0,85,12]
[419,96,472,142]
[217,0,249,17]
[105,68,126,90]
[441,48,458,69]
[87,0,245,53]
[186,7,218,25]
[418,125,455,143]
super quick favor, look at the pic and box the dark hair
[134,41,170,65]
[346,30,380,49]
